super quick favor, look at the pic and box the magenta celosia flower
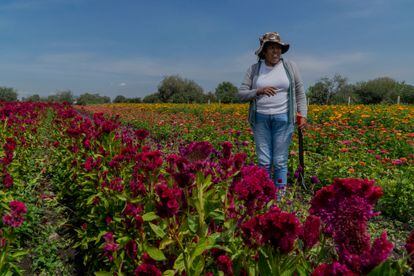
[232,152,247,170]
[9,201,27,215]
[221,141,233,160]
[217,254,233,276]
[2,172,13,188]
[134,263,162,276]
[231,166,276,214]
[312,261,357,276]
[135,150,163,171]
[241,206,301,253]
[310,178,392,273]
[2,214,24,227]
[180,141,213,162]
[2,200,27,228]
[311,175,320,184]
[406,230,414,269]
[135,129,149,140]
[155,183,182,218]
[126,240,138,259]
[300,215,321,250]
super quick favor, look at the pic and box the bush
[0,87,18,102]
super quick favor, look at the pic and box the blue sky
[1,0,413,99]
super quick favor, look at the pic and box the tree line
[1,74,413,104]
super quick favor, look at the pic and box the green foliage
[0,87,18,102]
[157,75,206,103]
[47,90,74,103]
[307,74,351,105]
[215,81,239,103]
[22,94,42,102]
[354,77,414,104]
[76,93,111,105]
[142,92,162,103]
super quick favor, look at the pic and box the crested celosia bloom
[300,215,321,250]
[2,200,27,228]
[405,230,414,269]
[155,183,182,218]
[135,150,163,171]
[217,254,233,276]
[231,166,276,214]
[102,232,119,262]
[312,261,357,276]
[310,178,393,273]
[241,206,302,253]
[2,172,13,188]
[134,263,162,276]
[180,141,213,162]
[221,141,233,160]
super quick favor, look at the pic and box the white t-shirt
[255,60,289,115]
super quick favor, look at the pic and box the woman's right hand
[256,86,277,97]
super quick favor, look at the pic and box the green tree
[157,75,205,103]
[215,81,239,103]
[354,77,399,104]
[307,74,349,104]
[48,90,74,103]
[0,87,18,102]
[76,93,110,105]
[142,93,161,103]
[23,94,42,102]
[113,95,127,103]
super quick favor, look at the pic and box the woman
[238,32,307,191]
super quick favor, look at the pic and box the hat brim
[255,42,290,56]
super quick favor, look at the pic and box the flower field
[1,102,413,274]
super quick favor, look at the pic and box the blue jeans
[253,112,294,188]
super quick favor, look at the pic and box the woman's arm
[238,65,258,102]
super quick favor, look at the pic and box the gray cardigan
[238,58,307,128]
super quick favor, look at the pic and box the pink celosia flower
[231,166,276,214]
[241,206,302,253]
[312,261,357,276]
[134,263,162,276]
[300,215,321,250]
[180,141,213,162]
[155,183,182,218]
[217,254,233,276]
[405,230,414,269]
[310,178,392,273]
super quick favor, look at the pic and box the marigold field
[1,102,413,275]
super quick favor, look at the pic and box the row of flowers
[1,102,414,274]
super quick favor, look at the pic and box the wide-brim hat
[255,32,290,56]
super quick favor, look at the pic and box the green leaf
[149,222,166,238]
[142,212,159,221]
[187,216,197,233]
[146,246,167,261]
[159,238,175,250]
[173,253,185,271]
[162,270,176,276]
[94,272,113,276]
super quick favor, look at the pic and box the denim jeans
[253,112,294,188]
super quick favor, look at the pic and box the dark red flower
[180,141,213,162]
[231,165,276,214]
[405,230,414,269]
[310,178,392,274]
[221,141,233,159]
[300,215,321,250]
[312,261,357,276]
[155,183,182,218]
[241,206,301,253]
[134,263,162,276]
[217,254,233,276]
[2,172,13,188]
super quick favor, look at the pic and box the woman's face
[263,42,282,66]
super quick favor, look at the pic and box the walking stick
[297,114,309,191]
